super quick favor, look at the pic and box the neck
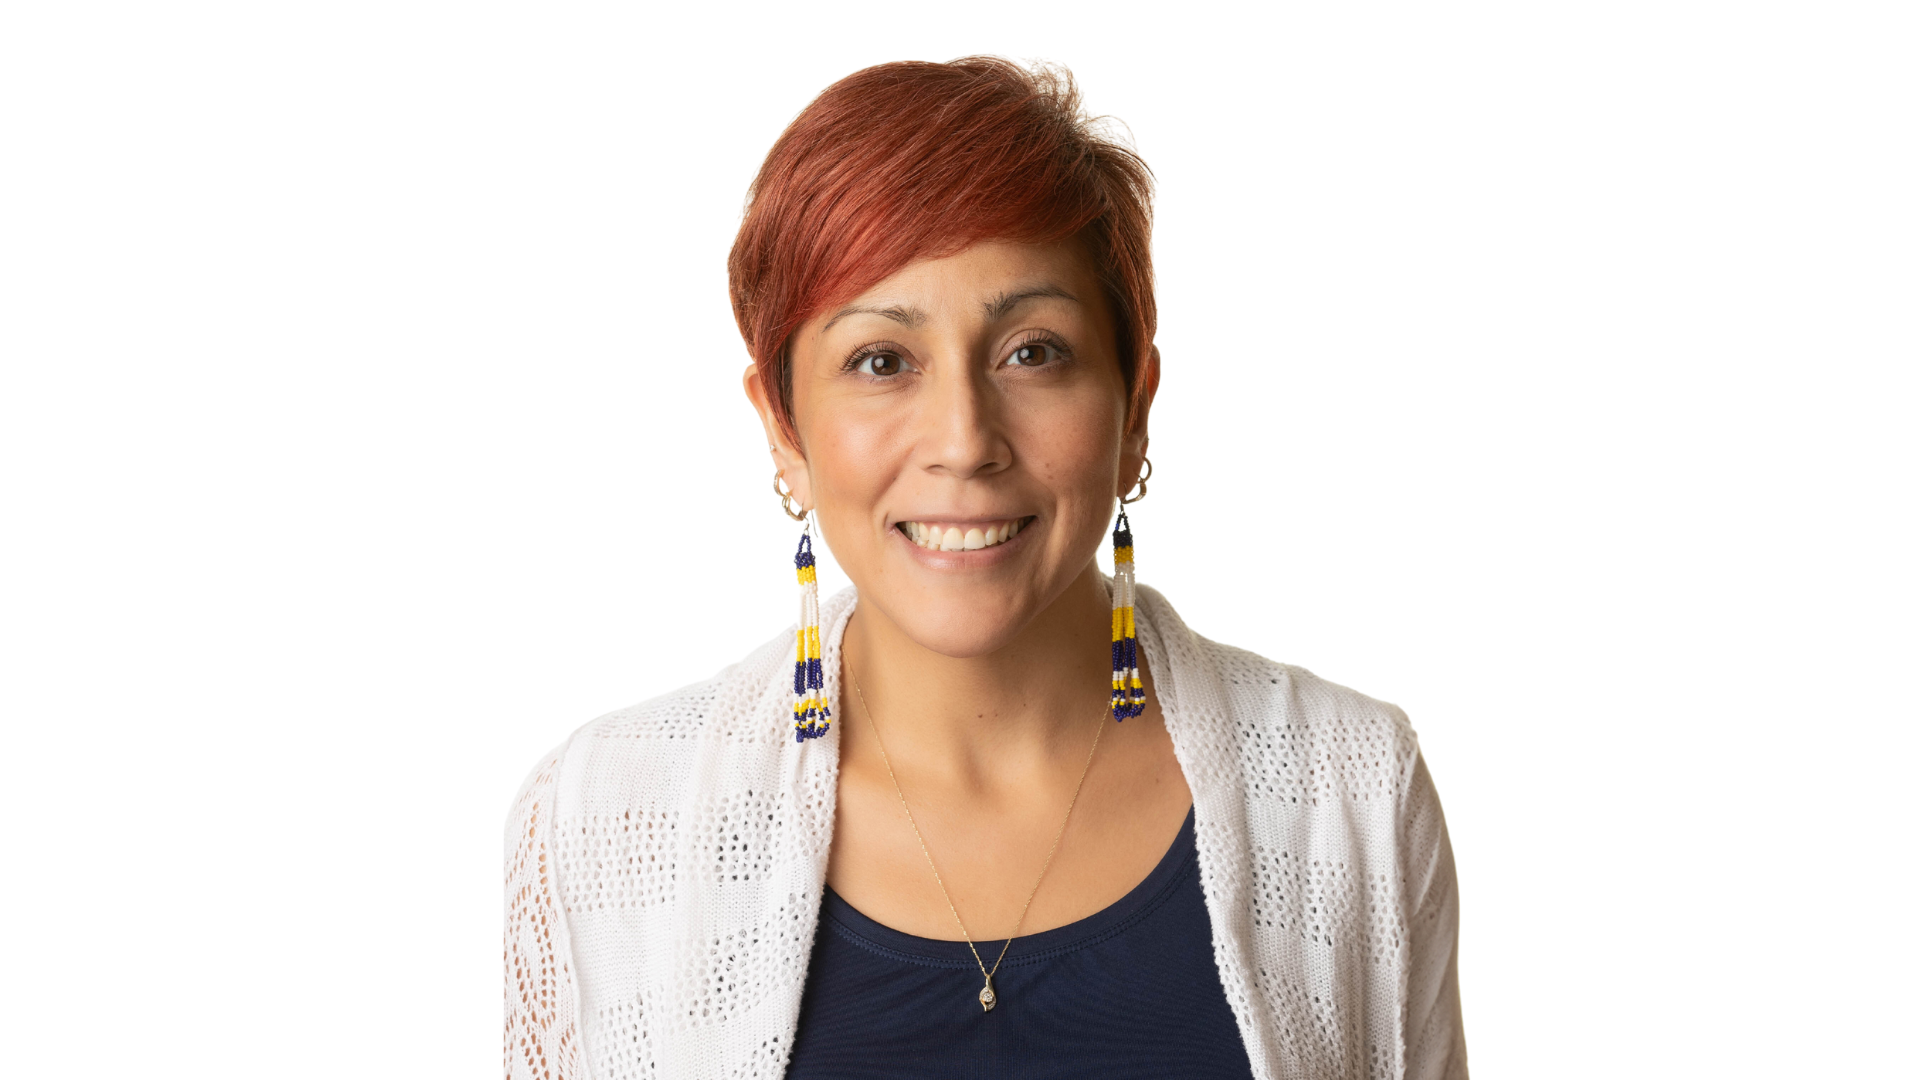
[840,563,1113,787]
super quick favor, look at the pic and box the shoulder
[1137,584,1421,808]
[581,629,793,744]
[1224,643,1419,807]
[508,586,857,820]
[504,622,799,829]
[1207,638,1419,812]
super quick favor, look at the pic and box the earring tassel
[792,523,832,741]
[1110,509,1146,721]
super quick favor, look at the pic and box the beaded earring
[791,517,832,742]
[1110,507,1146,721]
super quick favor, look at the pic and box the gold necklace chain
[849,669,1107,1013]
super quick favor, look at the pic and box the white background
[2,2,1914,1076]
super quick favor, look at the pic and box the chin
[886,600,1035,660]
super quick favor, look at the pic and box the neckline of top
[819,804,1197,971]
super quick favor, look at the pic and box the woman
[506,57,1465,1080]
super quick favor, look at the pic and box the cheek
[1011,390,1124,497]
[801,400,909,505]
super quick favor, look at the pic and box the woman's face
[748,240,1153,659]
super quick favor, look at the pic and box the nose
[921,353,1011,481]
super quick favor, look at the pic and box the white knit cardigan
[505,584,1466,1080]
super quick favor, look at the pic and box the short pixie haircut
[728,57,1157,441]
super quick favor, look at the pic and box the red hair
[729,57,1156,440]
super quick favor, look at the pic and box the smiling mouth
[898,517,1032,552]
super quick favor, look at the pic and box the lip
[892,515,1035,565]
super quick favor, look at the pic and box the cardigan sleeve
[1400,750,1468,1080]
[505,743,585,1080]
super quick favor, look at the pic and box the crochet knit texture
[504,584,1466,1079]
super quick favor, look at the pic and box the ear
[742,362,813,512]
[1118,345,1160,496]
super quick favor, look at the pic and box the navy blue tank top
[786,807,1255,1079]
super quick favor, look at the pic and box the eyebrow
[820,284,1083,333]
[821,303,926,332]
[983,284,1081,321]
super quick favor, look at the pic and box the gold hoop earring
[773,473,807,521]
[1121,457,1152,504]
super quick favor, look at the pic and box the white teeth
[906,519,1026,551]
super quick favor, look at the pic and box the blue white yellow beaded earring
[776,472,831,742]
[1110,457,1151,722]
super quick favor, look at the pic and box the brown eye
[856,351,904,376]
[1008,341,1059,367]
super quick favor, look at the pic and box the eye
[854,351,906,377]
[1007,341,1061,367]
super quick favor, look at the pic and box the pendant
[978,978,996,1012]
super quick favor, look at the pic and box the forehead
[813,240,1105,335]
